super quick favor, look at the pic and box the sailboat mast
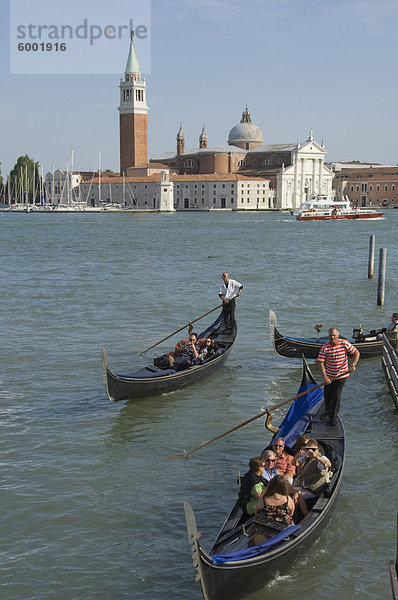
[98,150,101,205]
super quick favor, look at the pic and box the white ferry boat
[295,194,383,221]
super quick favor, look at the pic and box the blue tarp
[211,525,301,565]
[277,379,324,449]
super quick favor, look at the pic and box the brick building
[331,163,398,209]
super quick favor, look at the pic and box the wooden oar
[169,371,350,459]
[140,304,223,355]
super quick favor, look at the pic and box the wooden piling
[368,234,375,279]
[377,248,387,306]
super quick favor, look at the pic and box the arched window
[237,159,246,167]
[184,158,195,168]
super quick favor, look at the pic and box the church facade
[151,108,334,210]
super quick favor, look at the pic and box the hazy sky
[1,0,397,177]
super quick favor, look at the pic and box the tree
[9,155,40,204]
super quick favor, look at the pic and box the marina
[0,210,397,600]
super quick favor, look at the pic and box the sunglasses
[265,459,276,462]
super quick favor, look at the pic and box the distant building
[151,113,333,210]
[330,162,398,208]
[44,169,95,205]
[78,170,273,211]
[119,31,149,175]
[115,35,333,211]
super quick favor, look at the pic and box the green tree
[9,155,40,204]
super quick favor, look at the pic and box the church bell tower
[119,31,149,175]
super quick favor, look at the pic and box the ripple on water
[0,212,397,599]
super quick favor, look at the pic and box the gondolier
[317,327,360,425]
[219,272,243,331]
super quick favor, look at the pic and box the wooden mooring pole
[368,234,375,279]
[377,247,387,306]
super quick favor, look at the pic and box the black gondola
[102,310,236,402]
[269,309,384,359]
[381,332,398,413]
[184,359,344,600]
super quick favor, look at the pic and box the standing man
[317,327,360,426]
[218,272,243,331]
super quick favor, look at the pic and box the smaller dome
[228,107,263,146]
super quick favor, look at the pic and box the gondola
[102,309,236,402]
[381,332,398,413]
[269,309,384,359]
[184,358,344,600]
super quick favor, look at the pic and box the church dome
[228,107,263,147]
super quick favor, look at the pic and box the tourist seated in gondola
[198,338,219,362]
[292,439,332,506]
[174,333,200,369]
[252,475,295,544]
[238,457,268,522]
[266,437,296,484]
[261,450,280,483]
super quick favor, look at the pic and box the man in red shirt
[317,327,360,425]
[271,437,295,484]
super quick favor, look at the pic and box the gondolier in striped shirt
[317,327,360,426]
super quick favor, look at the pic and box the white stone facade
[173,178,274,210]
[44,170,84,205]
[276,138,334,210]
[76,172,275,211]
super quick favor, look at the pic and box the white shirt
[219,278,242,300]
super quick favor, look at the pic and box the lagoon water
[0,210,397,600]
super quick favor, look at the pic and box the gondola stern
[184,501,213,600]
[101,346,118,403]
[269,309,277,341]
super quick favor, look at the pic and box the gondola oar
[169,371,350,459]
[139,304,223,355]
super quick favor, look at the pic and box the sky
[1,0,398,178]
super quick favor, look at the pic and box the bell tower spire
[119,31,149,175]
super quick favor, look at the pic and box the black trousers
[222,298,236,329]
[323,378,346,420]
